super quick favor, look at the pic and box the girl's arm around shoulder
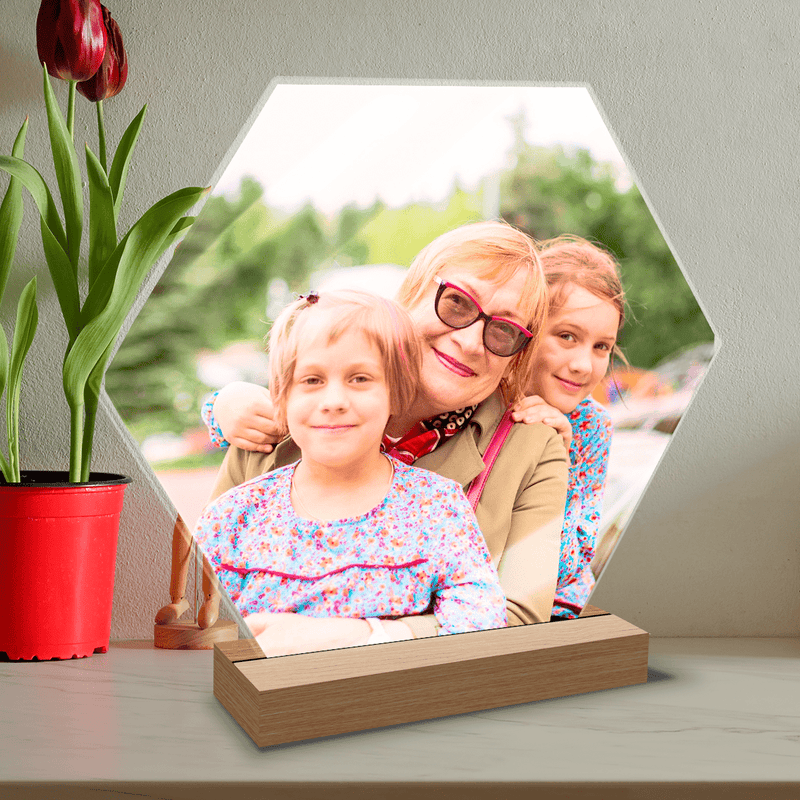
[201,382,283,453]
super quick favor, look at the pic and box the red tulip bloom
[36,0,107,83]
[76,6,127,102]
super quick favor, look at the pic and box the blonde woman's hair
[268,290,422,428]
[395,221,548,401]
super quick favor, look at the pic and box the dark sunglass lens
[485,321,524,356]
[438,286,478,326]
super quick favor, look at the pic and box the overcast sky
[213,84,632,215]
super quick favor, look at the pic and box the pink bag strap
[465,405,515,512]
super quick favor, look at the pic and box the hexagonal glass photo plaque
[107,84,713,744]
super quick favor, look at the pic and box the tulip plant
[0,1,205,483]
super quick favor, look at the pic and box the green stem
[67,81,76,141]
[96,100,107,174]
[6,384,19,482]
[80,402,97,482]
[5,398,13,482]
[69,403,84,482]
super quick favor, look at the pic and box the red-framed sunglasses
[433,277,534,357]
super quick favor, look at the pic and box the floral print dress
[193,456,507,634]
[551,397,613,618]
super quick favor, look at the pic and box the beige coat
[208,390,568,636]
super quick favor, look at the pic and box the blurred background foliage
[106,131,713,446]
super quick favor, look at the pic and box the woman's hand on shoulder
[511,394,572,451]
[214,382,284,453]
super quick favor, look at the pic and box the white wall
[1,1,797,637]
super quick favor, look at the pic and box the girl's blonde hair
[268,290,422,428]
[395,221,548,401]
[538,235,626,363]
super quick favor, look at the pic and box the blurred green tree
[355,188,483,266]
[500,133,713,368]
[106,181,329,436]
[107,133,713,445]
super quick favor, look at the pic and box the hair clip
[299,291,320,307]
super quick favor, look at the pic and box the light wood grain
[578,603,609,617]
[215,637,266,662]
[214,611,649,747]
[153,619,237,650]
[213,604,611,664]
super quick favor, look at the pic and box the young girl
[193,290,507,654]
[511,235,624,619]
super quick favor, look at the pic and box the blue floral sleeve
[577,405,612,533]
[553,399,613,617]
[201,390,230,449]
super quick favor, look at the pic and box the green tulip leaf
[0,118,16,479]
[79,228,129,328]
[0,118,28,304]
[156,215,196,260]
[40,219,81,342]
[109,104,147,220]
[0,155,68,253]
[42,67,82,270]
[64,185,204,425]
[64,185,204,480]
[85,144,117,289]
[81,203,198,328]
[0,152,76,336]
[6,277,38,482]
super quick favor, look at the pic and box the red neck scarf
[382,406,477,465]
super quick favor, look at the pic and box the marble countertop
[2,638,799,797]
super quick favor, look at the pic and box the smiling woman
[396,270,534,420]
[203,222,570,655]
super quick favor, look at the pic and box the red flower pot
[0,472,131,661]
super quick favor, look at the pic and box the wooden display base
[212,607,649,747]
[154,618,238,650]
